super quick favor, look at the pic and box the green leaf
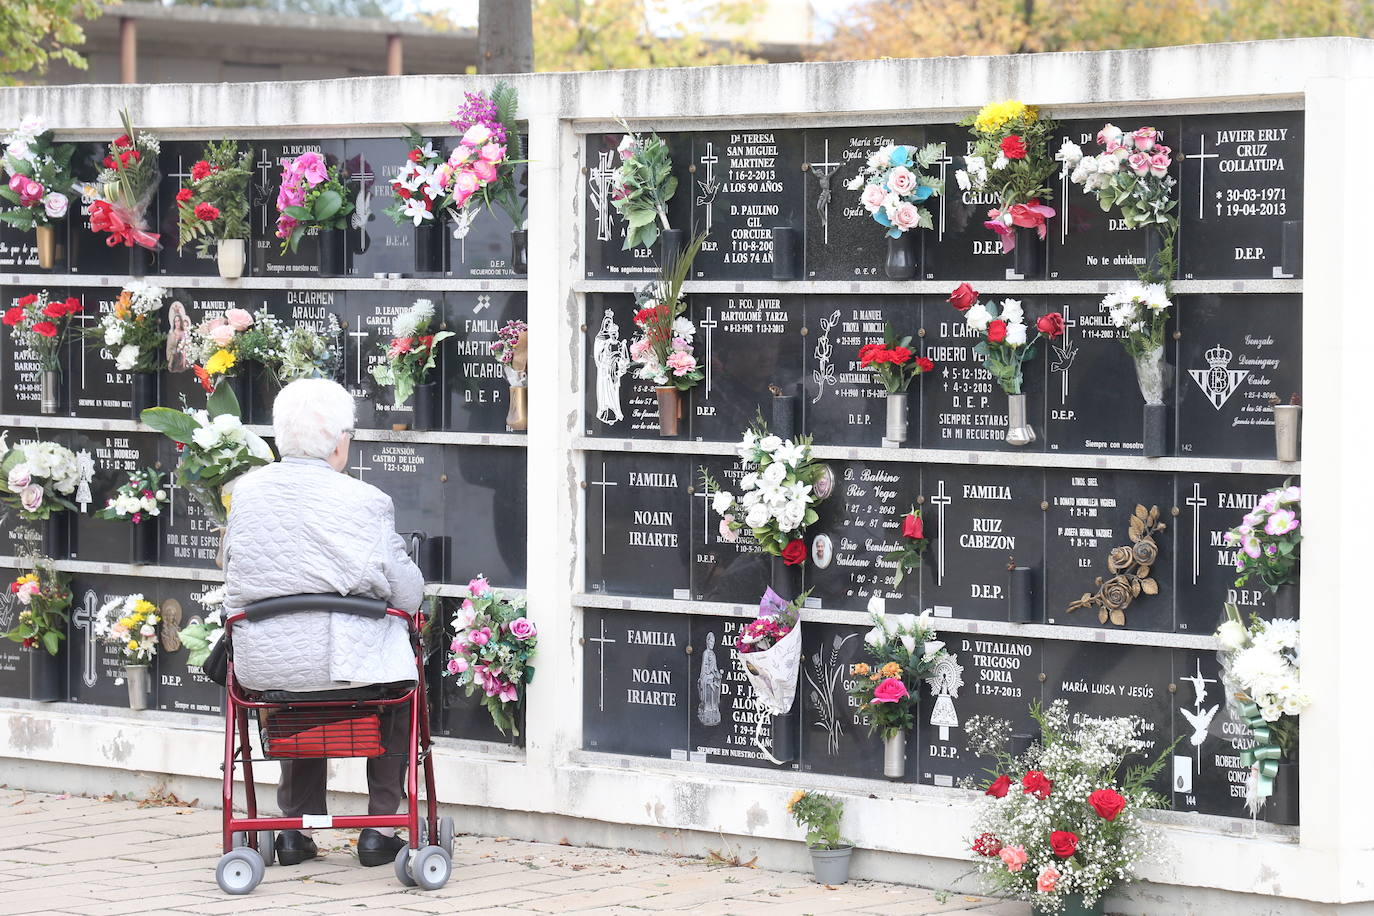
[282,205,312,221]
[313,189,343,221]
[625,207,658,228]
[42,630,60,655]
[141,407,199,442]
[207,382,242,419]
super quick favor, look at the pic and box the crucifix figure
[588,616,617,712]
[589,148,617,243]
[806,140,841,245]
[928,479,952,585]
[588,461,617,556]
[1186,482,1208,584]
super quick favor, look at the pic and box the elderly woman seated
[224,378,423,867]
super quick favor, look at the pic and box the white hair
[272,378,356,459]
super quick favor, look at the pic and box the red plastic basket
[262,709,384,759]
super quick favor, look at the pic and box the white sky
[406,0,858,35]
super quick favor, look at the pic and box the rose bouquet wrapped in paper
[444,83,524,231]
[445,575,536,735]
[0,438,80,520]
[86,110,161,250]
[275,151,354,254]
[371,298,453,406]
[93,281,166,373]
[0,116,77,242]
[4,290,83,372]
[2,560,71,656]
[175,139,252,263]
[955,100,1058,252]
[610,121,676,251]
[847,609,949,740]
[734,587,810,762]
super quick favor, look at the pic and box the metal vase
[1005,392,1036,446]
[1008,565,1037,623]
[28,644,67,702]
[770,554,804,599]
[659,228,684,266]
[130,517,159,566]
[317,227,345,277]
[771,226,799,279]
[124,664,150,711]
[808,846,853,885]
[884,392,908,445]
[883,233,916,279]
[40,369,60,415]
[35,225,57,270]
[217,238,246,280]
[42,511,69,559]
[883,731,907,779]
[131,371,159,420]
[414,220,447,275]
[1010,228,1044,279]
[771,393,797,439]
[1274,404,1301,462]
[412,380,441,431]
[655,386,682,437]
[1272,583,1298,620]
[510,229,528,275]
[506,385,528,431]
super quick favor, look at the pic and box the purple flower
[450,91,507,145]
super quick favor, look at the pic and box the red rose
[972,833,1002,857]
[176,188,194,203]
[1036,312,1065,338]
[41,301,65,319]
[17,294,37,307]
[781,539,807,566]
[901,510,923,540]
[1022,770,1053,799]
[985,774,1011,798]
[408,149,423,162]
[8,581,17,593]
[987,319,1008,344]
[32,321,58,338]
[887,346,912,365]
[1000,135,1028,160]
[63,298,81,315]
[1088,788,1127,821]
[3,307,24,326]
[113,134,132,149]
[1050,830,1078,858]
[915,356,935,374]
[190,160,212,181]
[194,203,221,221]
[102,155,116,170]
[21,637,34,649]
[948,282,978,312]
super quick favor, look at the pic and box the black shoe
[275,829,319,866]
[358,828,407,867]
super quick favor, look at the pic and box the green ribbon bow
[1236,699,1282,798]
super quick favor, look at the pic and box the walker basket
[260,708,384,759]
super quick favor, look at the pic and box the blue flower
[912,185,934,202]
[889,146,911,167]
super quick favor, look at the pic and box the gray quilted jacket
[223,456,425,691]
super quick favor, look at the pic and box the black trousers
[277,705,408,820]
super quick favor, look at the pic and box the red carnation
[103,155,116,170]
[972,833,1002,857]
[985,774,1011,798]
[418,334,435,351]
[858,343,883,367]
[987,319,1008,344]
[1050,830,1079,858]
[176,188,194,203]
[916,356,935,374]
[32,321,58,338]
[17,294,37,307]
[194,202,221,221]
[948,282,978,312]
[63,297,82,315]
[1001,135,1028,160]
[887,346,912,365]
[397,187,412,200]
[190,160,213,181]
[3,307,24,326]
[113,134,132,149]
[781,539,807,567]
[41,301,65,319]
[1036,312,1066,338]
[1088,788,1127,821]
[1022,770,1053,800]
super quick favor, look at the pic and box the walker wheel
[393,845,417,887]
[216,848,265,895]
[437,816,454,857]
[411,845,452,891]
[258,830,276,867]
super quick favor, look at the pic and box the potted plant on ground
[786,791,851,885]
[848,609,950,779]
[1099,282,1173,456]
[0,437,81,556]
[444,575,536,737]
[858,324,935,446]
[4,290,83,414]
[372,298,453,431]
[176,139,253,279]
[93,281,167,418]
[1226,482,1301,619]
[611,121,678,257]
[95,466,168,565]
[0,116,77,269]
[448,83,526,273]
[489,319,528,431]
[274,151,354,276]
[844,141,944,278]
[85,110,161,275]
[92,593,160,710]
[3,560,72,702]
[628,232,705,436]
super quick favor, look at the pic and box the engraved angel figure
[696,632,723,727]
[593,311,629,424]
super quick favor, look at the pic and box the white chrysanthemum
[1231,645,1289,691]
[672,317,695,338]
[115,345,139,371]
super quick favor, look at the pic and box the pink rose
[455,171,480,196]
[999,845,1028,873]
[225,308,254,331]
[473,159,498,184]
[453,639,470,655]
[19,483,43,513]
[1128,152,1151,176]
[860,183,887,212]
[891,202,921,232]
[471,626,492,647]
[448,145,473,167]
[209,324,236,347]
[720,516,737,542]
[479,143,505,163]
[509,616,536,641]
[16,581,38,605]
[617,134,637,161]
[1149,152,1171,178]
[452,656,469,674]
[871,677,909,704]
[18,178,43,206]
[7,174,22,193]
[1036,865,1060,893]
[461,124,492,147]
[1103,137,1122,154]
[887,165,917,196]
[446,658,459,675]
[7,465,31,490]
[43,192,67,219]
[1132,127,1158,152]
[468,576,490,596]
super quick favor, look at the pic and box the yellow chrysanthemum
[205,348,237,376]
[135,599,157,616]
[126,640,139,651]
[850,662,870,677]
[973,99,1035,134]
[880,661,902,679]
[786,790,806,813]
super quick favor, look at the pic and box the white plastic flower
[711,490,734,514]
[1216,620,1248,651]
[115,345,140,371]
[739,472,758,492]
[761,461,787,486]
[744,503,771,529]
[1005,322,1027,347]
[1000,299,1024,323]
[965,303,993,332]
[758,435,782,454]
[672,317,695,338]
[954,169,971,191]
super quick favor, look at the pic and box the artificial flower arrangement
[177,585,226,670]
[2,560,72,656]
[444,574,537,736]
[141,385,274,525]
[86,110,161,250]
[0,438,80,520]
[189,307,284,392]
[94,281,166,373]
[610,121,677,251]
[701,415,831,566]
[371,298,453,406]
[628,233,706,435]
[95,467,167,525]
[490,318,528,431]
[1226,483,1301,593]
[93,593,161,665]
[735,587,810,763]
[968,700,1174,914]
[844,142,945,238]
[175,139,252,265]
[887,507,928,588]
[386,130,447,228]
[445,83,525,230]
[3,290,83,371]
[1057,124,1178,282]
[955,100,1058,252]
[1215,604,1309,812]
[858,323,936,445]
[274,315,343,384]
[948,283,1065,445]
[274,151,354,254]
[0,116,77,249]
[847,610,949,741]
[1099,281,1172,409]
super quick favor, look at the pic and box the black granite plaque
[0,427,52,557]
[920,295,1048,452]
[68,285,135,420]
[582,608,690,758]
[68,429,161,566]
[154,141,218,277]
[1176,294,1301,459]
[687,130,805,280]
[68,572,157,707]
[799,622,892,778]
[1048,118,1183,281]
[449,145,527,280]
[1044,469,1176,632]
[444,291,527,433]
[68,142,160,277]
[802,296,921,448]
[443,446,527,588]
[0,282,66,416]
[920,124,1017,282]
[163,289,254,413]
[343,137,418,278]
[243,287,345,422]
[154,578,225,716]
[688,615,797,768]
[918,635,1041,789]
[0,216,48,272]
[586,451,690,599]
[689,293,803,442]
[350,439,445,574]
[155,436,222,570]
[806,461,921,612]
[436,672,514,743]
[339,289,426,430]
[690,456,770,605]
[1178,111,1303,280]
[919,466,1044,622]
[584,132,693,280]
[1174,473,1293,632]
[249,140,345,277]
[584,295,673,439]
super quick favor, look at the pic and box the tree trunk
[479,0,534,73]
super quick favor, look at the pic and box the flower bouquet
[848,609,949,777]
[858,323,935,445]
[177,585,226,670]
[385,130,449,272]
[948,284,1064,445]
[628,232,706,436]
[968,700,1174,915]
[1215,604,1309,813]
[274,151,354,274]
[96,281,166,374]
[189,307,284,401]
[444,575,536,736]
[93,593,161,709]
[610,122,678,253]
[274,315,343,384]
[175,139,253,279]
[0,438,80,522]
[956,100,1058,263]
[489,318,528,431]
[1226,483,1301,617]
[1099,281,1172,455]
[887,508,928,588]
[843,142,944,278]
[372,298,453,429]
[3,561,71,656]
[3,290,83,413]
[95,465,167,564]
[786,791,852,884]
[735,587,809,764]
[0,116,77,268]
[1057,124,1177,284]
[446,83,526,270]
[85,110,161,258]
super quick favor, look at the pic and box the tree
[479,0,533,73]
[0,0,102,85]
[1204,0,1374,40]
[532,0,764,72]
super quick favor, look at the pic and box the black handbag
[202,631,230,686]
